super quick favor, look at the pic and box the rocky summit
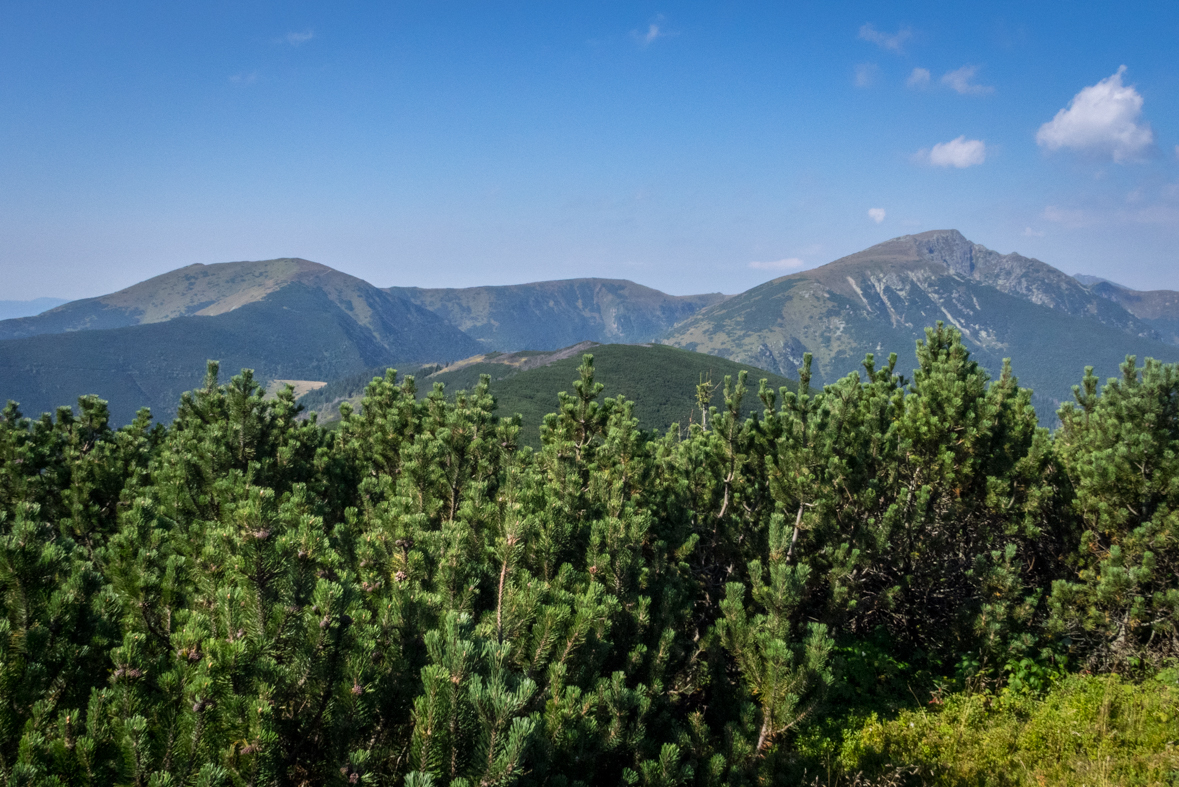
[662,230,1179,412]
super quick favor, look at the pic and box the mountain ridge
[790,230,1159,339]
[387,278,728,351]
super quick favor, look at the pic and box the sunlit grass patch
[833,672,1179,786]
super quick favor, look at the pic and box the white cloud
[868,208,886,223]
[1036,66,1153,163]
[919,136,987,168]
[858,23,911,53]
[286,30,314,46]
[1022,227,1045,237]
[749,257,805,271]
[1175,145,1179,160]
[633,16,674,46]
[906,68,931,89]
[229,71,258,85]
[941,65,994,95]
[854,63,880,88]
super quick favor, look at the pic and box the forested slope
[299,343,795,444]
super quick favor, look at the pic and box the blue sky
[2,1,1177,300]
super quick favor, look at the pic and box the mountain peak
[909,229,976,276]
[0,257,402,343]
[830,230,980,278]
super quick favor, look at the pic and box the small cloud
[854,63,880,88]
[918,136,987,168]
[1022,227,1045,237]
[1036,66,1153,163]
[286,30,314,46]
[868,208,886,224]
[633,16,674,46]
[907,67,931,89]
[1175,144,1179,160]
[229,71,258,85]
[941,65,994,95]
[749,257,805,271]
[858,23,912,54]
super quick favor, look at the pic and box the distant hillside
[663,230,1179,415]
[1072,273,1124,288]
[301,342,795,445]
[387,279,728,351]
[0,298,68,320]
[0,272,483,423]
[1083,281,1179,346]
[0,258,462,343]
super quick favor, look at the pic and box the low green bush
[833,672,1179,786]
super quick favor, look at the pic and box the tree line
[1,324,1176,786]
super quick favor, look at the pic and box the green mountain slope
[300,342,795,444]
[662,230,1179,410]
[487,344,794,442]
[0,280,483,424]
[387,278,728,351]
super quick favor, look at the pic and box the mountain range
[3,230,1178,425]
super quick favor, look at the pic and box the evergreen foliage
[1051,357,1179,671]
[1,324,1177,785]
[298,343,796,448]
